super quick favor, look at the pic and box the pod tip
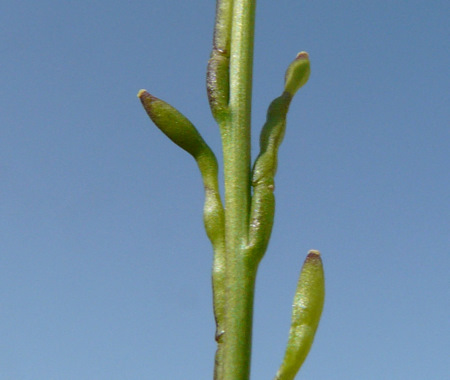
[308,249,321,256]
[137,89,149,98]
[296,51,309,60]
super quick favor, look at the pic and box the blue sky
[1,1,448,379]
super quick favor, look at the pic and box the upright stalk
[139,2,322,379]
[221,1,257,379]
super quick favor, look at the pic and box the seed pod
[284,52,311,97]
[247,53,310,259]
[138,89,225,254]
[274,250,325,380]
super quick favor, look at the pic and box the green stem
[220,0,257,379]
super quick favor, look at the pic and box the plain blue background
[1,1,448,379]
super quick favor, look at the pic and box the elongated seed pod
[247,53,310,260]
[274,250,325,380]
[138,89,225,252]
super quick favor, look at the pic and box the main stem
[221,0,256,379]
